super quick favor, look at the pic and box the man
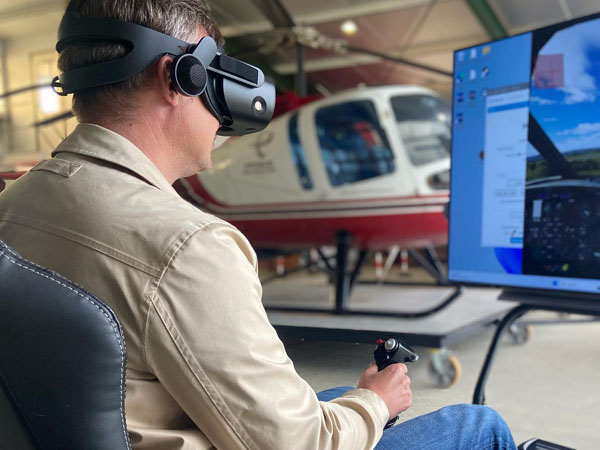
[0,1,517,449]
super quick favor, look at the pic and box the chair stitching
[0,246,131,450]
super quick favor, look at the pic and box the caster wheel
[427,350,462,388]
[508,322,532,345]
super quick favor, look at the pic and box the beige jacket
[0,124,388,450]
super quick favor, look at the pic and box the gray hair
[58,0,224,121]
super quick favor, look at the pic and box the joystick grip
[373,338,418,429]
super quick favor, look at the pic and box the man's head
[58,0,224,123]
[57,0,225,178]
[56,0,274,180]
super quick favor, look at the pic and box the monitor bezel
[448,10,600,299]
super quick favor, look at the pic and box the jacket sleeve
[144,221,388,450]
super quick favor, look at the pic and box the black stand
[334,230,353,314]
[473,290,600,405]
[265,230,462,318]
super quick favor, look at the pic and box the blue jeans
[317,387,517,450]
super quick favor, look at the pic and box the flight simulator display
[449,12,600,296]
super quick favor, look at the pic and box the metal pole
[334,231,352,314]
[296,43,307,97]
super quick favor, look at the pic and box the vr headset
[53,8,275,136]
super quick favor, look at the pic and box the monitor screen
[448,12,600,296]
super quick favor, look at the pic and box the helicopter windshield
[315,100,395,187]
[391,94,451,166]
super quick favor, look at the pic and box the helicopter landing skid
[264,230,462,319]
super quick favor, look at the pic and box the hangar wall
[2,25,76,167]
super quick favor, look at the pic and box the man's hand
[357,362,411,419]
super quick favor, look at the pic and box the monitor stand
[498,287,600,314]
[473,287,600,406]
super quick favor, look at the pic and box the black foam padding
[175,54,207,96]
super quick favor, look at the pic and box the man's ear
[156,54,179,106]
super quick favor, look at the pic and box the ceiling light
[340,20,358,36]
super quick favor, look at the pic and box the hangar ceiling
[0,0,63,37]
[206,0,600,96]
[0,0,598,97]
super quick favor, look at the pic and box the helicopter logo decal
[252,132,274,159]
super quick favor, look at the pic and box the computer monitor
[448,12,600,299]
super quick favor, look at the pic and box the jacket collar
[52,123,179,196]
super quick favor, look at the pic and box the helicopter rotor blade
[33,111,74,128]
[344,45,452,78]
[227,0,452,81]
[0,83,52,100]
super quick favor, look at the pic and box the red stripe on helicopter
[0,172,26,180]
[179,176,448,212]
[230,211,448,250]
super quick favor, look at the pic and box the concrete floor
[263,274,600,449]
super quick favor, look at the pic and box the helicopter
[174,84,453,314]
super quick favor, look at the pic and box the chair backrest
[0,239,131,450]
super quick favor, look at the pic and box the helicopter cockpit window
[288,113,313,190]
[522,20,600,280]
[392,95,451,166]
[315,101,395,187]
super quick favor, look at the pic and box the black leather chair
[0,239,131,450]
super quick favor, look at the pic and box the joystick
[373,337,418,429]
